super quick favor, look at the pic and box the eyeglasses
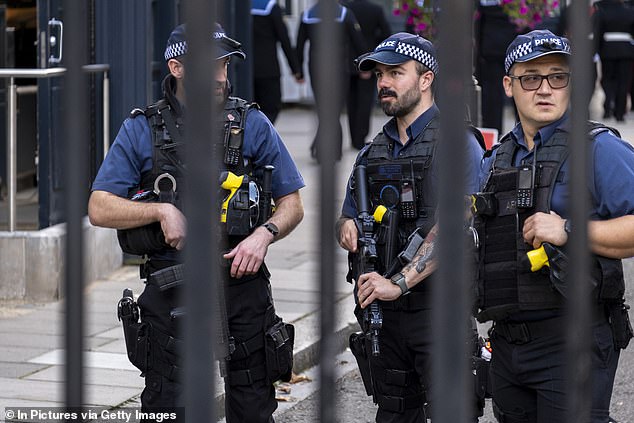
[508,72,571,91]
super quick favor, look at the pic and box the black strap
[150,326,182,356]
[377,392,426,413]
[374,368,418,387]
[157,102,185,146]
[493,317,563,344]
[230,333,265,361]
[227,363,267,386]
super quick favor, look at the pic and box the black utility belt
[145,262,271,291]
[493,316,564,344]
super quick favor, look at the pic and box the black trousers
[601,58,633,120]
[347,74,377,150]
[364,305,431,423]
[309,66,348,161]
[136,264,276,423]
[224,272,277,423]
[254,76,282,124]
[490,317,619,423]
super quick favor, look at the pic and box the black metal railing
[59,1,596,422]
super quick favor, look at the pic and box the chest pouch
[220,171,260,236]
[116,183,175,256]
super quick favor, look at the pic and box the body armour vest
[359,117,440,270]
[117,96,258,256]
[474,122,626,322]
[138,96,255,200]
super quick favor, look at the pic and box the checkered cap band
[164,41,188,61]
[504,31,571,73]
[395,41,438,74]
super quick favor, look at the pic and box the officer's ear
[419,70,434,92]
[503,75,513,98]
[168,58,185,79]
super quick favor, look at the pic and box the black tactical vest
[135,96,255,201]
[474,122,626,322]
[117,96,259,256]
[358,117,439,263]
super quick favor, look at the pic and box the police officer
[251,0,302,124]
[337,33,484,421]
[88,24,305,422]
[474,29,634,422]
[342,0,391,150]
[592,0,634,121]
[474,0,518,134]
[295,0,366,160]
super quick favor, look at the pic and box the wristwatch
[262,222,279,237]
[564,219,572,235]
[390,273,410,296]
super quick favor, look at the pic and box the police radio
[224,126,243,167]
[516,164,535,209]
[400,161,418,219]
[400,179,417,219]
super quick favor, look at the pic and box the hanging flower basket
[392,1,436,40]
[394,0,560,37]
[500,0,559,31]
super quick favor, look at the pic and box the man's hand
[338,218,358,252]
[223,226,273,278]
[158,203,187,250]
[523,211,567,249]
[357,271,401,308]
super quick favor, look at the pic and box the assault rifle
[350,164,383,356]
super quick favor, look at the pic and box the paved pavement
[1,88,634,422]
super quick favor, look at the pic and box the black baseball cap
[164,23,246,62]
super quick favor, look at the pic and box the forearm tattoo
[403,225,438,275]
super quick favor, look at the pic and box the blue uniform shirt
[479,113,634,220]
[341,104,484,218]
[92,105,305,200]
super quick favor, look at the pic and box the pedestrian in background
[251,0,303,124]
[474,0,518,134]
[593,0,634,122]
[342,0,391,150]
[474,29,634,422]
[296,0,366,161]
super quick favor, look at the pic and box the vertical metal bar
[183,1,216,422]
[103,71,109,158]
[566,1,592,422]
[7,76,16,231]
[63,0,88,414]
[316,1,340,421]
[435,2,471,422]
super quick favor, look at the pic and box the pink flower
[393,8,401,16]
[519,6,528,14]
[502,0,513,4]
[402,2,409,11]
[407,16,415,25]
[533,13,542,23]
[552,1,559,7]
[411,7,420,16]
[417,22,427,32]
